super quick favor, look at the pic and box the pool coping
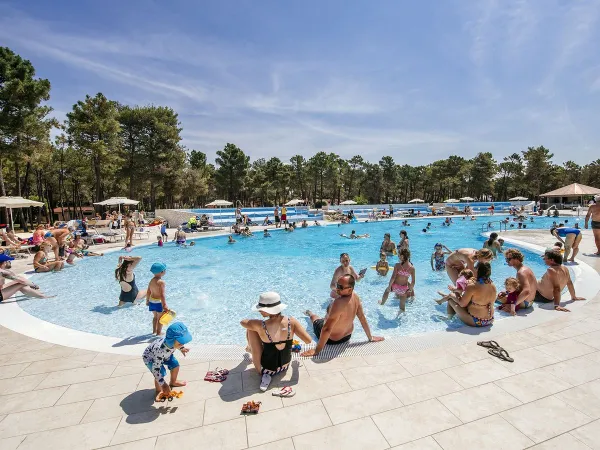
[0,223,597,359]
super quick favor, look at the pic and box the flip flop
[213,367,230,376]
[477,340,501,350]
[204,372,227,382]
[272,386,295,397]
[488,348,514,363]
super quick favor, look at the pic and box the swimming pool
[22,216,570,344]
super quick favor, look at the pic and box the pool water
[23,216,568,344]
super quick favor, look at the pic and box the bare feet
[42,295,57,299]
[170,380,186,387]
[155,391,163,402]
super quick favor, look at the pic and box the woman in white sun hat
[241,292,312,392]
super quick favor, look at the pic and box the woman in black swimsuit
[241,292,312,391]
[115,255,146,306]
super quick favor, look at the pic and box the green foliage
[215,143,250,201]
[353,195,368,205]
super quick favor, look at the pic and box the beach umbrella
[509,196,529,201]
[340,200,357,205]
[0,196,44,229]
[407,199,424,203]
[93,197,139,214]
[443,199,460,203]
[204,199,233,224]
[460,197,474,202]
[284,199,305,206]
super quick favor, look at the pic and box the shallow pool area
[18,215,576,345]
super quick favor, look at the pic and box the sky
[1,0,599,166]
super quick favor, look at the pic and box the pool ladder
[481,221,507,233]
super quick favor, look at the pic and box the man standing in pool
[302,274,384,357]
[585,195,600,256]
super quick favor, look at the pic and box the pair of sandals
[204,367,230,382]
[272,386,295,397]
[241,401,262,414]
[477,341,514,362]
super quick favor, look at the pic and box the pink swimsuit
[392,265,412,295]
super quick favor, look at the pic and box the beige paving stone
[387,370,463,405]
[292,416,389,450]
[432,414,533,450]
[20,357,91,376]
[390,436,442,449]
[17,417,121,450]
[0,373,46,395]
[69,349,101,362]
[570,419,600,449]
[164,361,210,382]
[57,374,143,405]
[538,354,600,385]
[0,435,25,450]
[340,363,412,390]
[280,371,352,407]
[91,353,140,365]
[241,362,309,391]
[574,330,600,350]
[40,345,78,358]
[208,360,251,374]
[302,356,367,374]
[494,368,573,403]
[527,433,591,449]
[398,351,463,376]
[372,398,462,447]
[203,389,283,425]
[443,358,514,389]
[82,389,156,424]
[36,364,117,389]
[555,379,600,420]
[101,437,157,449]
[363,352,407,366]
[111,364,149,378]
[0,363,29,380]
[322,384,403,425]
[0,350,59,365]
[156,417,247,449]
[249,438,295,450]
[447,343,489,363]
[0,400,92,438]
[246,400,331,447]
[438,383,522,423]
[500,396,592,443]
[0,386,67,415]
[494,348,561,374]
[110,399,205,445]
[496,331,551,352]
[546,320,600,341]
[535,338,597,361]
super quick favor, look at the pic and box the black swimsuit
[119,274,139,303]
[260,318,292,374]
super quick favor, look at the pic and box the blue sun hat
[165,322,192,347]
[150,262,167,274]
[44,231,53,238]
[0,254,15,263]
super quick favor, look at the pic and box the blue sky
[1,0,599,165]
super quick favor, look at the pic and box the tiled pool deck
[1,226,599,449]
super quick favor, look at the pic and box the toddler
[436,268,474,304]
[157,236,163,247]
[498,277,521,316]
[375,252,390,276]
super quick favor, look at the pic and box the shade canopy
[509,196,529,201]
[93,197,139,206]
[540,183,600,197]
[340,200,357,205]
[443,199,460,203]
[0,196,44,208]
[408,198,424,203]
[205,199,233,207]
[284,199,305,206]
[459,197,474,202]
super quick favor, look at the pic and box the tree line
[1,46,599,226]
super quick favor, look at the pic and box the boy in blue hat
[142,321,192,401]
[146,262,169,335]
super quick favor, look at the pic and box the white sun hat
[253,292,287,314]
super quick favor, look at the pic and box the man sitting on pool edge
[302,274,384,357]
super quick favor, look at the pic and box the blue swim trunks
[148,302,163,313]
[144,354,179,378]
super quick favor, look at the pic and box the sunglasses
[505,257,512,262]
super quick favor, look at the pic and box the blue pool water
[22,216,567,344]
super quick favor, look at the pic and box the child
[430,243,452,271]
[228,235,236,244]
[375,252,390,276]
[553,241,564,252]
[142,321,192,402]
[146,262,169,335]
[160,221,168,242]
[436,268,474,304]
[263,229,271,237]
[157,236,163,247]
[497,277,521,316]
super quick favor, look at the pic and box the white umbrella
[509,196,529,201]
[444,199,460,203]
[0,196,44,229]
[93,197,139,213]
[205,200,233,207]
[408,198,425,204]
[460,197,474,202]
[340,200,357,205]
[284,199,305,206]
